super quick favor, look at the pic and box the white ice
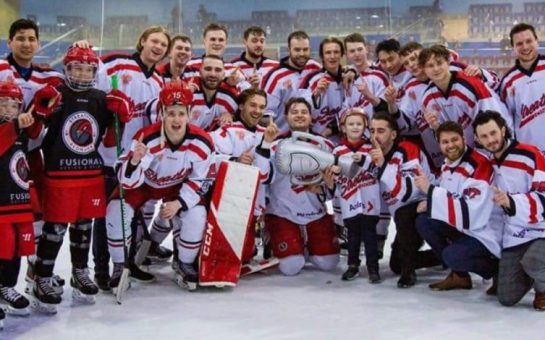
[2,230,543,340]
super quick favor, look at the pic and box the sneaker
[429,272,472,291]
[397,270,417,288]
[0,285,30,316]
[534,291,545,311]
[486,275,498,296]
[129,263,155,282]
[146,242,173,261]
[341,265,360,281]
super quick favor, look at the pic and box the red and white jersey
[189,78,238,131]
[299,67,346,135]
[188,55,249,91]
[212,119,270,214]
[427,147,502,257]
[421,71,511,147]
[96,52,164,167]
[230,52,279,88]
[0,54,63,109]
[449,60,499,91]
[266,132,333,225]
[492,140,545,248]
[343,66,389,123]
[499,55,545,155]
[0,54,64,151]
[119,123,215,211]
[396,77,443,169]
[155,62,199,84]
[378,140,432,214]
[262,57,322,134]
[332,139,380,220]
[377,64,412,89]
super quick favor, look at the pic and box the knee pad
[279,255,305,276]
[309,254,339,271]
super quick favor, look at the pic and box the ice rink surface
[2,233,543,340]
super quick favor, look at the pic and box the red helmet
[0,81,24,102]
[0,81,24,122]
[63,47,99,91]
[159,82,193,108]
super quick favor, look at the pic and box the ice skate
[28,277,61,315]
[174,261,198,291]
[146,241,173,262]
[129,263,155,283]
[109,263,130,296]
[0,285,30,316]
[71,268,99,304]
[24,262,65,295]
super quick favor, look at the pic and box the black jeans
[345,214,379,270]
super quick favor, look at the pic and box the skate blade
[28,296,57,315]
[72,290,96,304]
[2,305,30,317]
[174,275,197,291]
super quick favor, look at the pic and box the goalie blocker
[199,161,260,287]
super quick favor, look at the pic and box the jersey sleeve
[117,134,154,189]
[428,177,493,232]
[177,145,215,211]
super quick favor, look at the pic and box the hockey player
[186,23,229,70]
[262,31,322,134]
[499,23,545,154]
[106,82,215,291]
[230,26,279,89]
[187,55,239,131]
[262,97,340,276]
[0,82,36,317]
[0,18,65,295]
[324,108,381,282]
[29,47,133,312]
[473,110,545,311]
[419,45,512,148]
[369,112,438,288]
[414,121,501,291]
[74,26,171,288]
[157,34,198,84]
[375,39,412,89]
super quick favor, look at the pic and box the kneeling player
[107,82,215,291]
[262,98,340,276]
[0,82,36,320]
[31,47,133,312]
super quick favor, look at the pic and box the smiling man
[499,23,545,155]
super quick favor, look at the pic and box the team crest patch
[121,74,132,84]
[10,150,30,190]
[236,130,245,140]
[62,111,99,155]
[191,110,201,121]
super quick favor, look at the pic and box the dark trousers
[416,215,498,279]
[92,167,117,276]
[0,257,21,287]
[345,214,379,269]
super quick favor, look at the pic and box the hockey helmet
[159,81,193,109]
[0,81,24,122]
[339,107,368,126]
[63,47,99,91]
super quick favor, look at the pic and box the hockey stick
[111,75,131,304]
[133,209,152,266]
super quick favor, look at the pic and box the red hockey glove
[106,89,134,123]
[33,85,61,119]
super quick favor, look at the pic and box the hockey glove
[33,85,61,119]
[106,89,134,123]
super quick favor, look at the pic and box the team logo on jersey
[9,150,30,190]
[191,110,201,121]
[409,90,416,101]
[62,111,99,155]
[121,74,132,84]
[236,130,245,140]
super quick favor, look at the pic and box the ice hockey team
[1,16,545,329]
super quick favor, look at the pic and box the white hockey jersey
[342,66,389,123]
[189,78,239,131]
[332,139,381,220]
[96,52,164,167]
[230,52,280,88]
[499,55,545,155]
[427,147,502,257]
[119,122,215,211]
[378,140,432,214]
[155,62,199,84]
[421,71,511,147]
[212,119,270,214]
[396,77,443,169]
[265,132,333,225]
[299,67,346,135]
[492,140,545,248]
[262,57,322,134]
